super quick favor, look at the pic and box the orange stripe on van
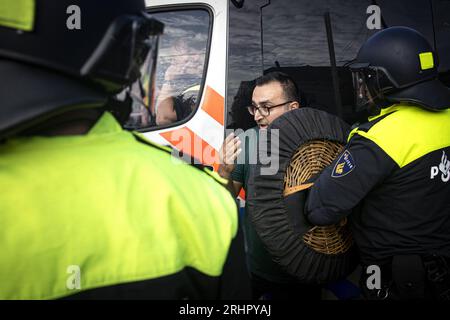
[202,86,224,126]
[238,188,246,200]
[159,127,220,169]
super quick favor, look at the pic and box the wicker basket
[284,139,353,255]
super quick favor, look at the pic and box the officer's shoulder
[131,131,228,187]
[131,131,174,154]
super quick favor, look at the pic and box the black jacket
[307,104,450,265]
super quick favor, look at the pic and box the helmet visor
[351,70,374,111]
[82,13,164,92]
[350,63,397,111]
[124,32,160,128]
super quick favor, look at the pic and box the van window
[126,8,210,131]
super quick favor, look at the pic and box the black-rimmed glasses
[247,101,293,116]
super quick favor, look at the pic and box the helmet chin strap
[107,89,133,126]
[355,85,392,116]
[366,103,382,116]
[108,77,153,127]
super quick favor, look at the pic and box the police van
[134,0,449,169]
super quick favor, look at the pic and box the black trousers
[360,255,450,300]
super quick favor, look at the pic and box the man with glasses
[218,71,321,299]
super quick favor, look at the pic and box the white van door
[130,0,228,170]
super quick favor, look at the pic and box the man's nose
[254,108,263,121]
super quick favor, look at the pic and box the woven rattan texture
[284,140,353,255]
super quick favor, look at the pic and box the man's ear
[290,101,300,110]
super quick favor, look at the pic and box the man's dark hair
[255,71,302,105]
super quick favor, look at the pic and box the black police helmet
[350,26,450,111]
[0,0,163,137]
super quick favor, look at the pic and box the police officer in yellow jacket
[306,27,450,300]
[0,0,250,299]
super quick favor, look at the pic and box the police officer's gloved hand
[284,175,317,236]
